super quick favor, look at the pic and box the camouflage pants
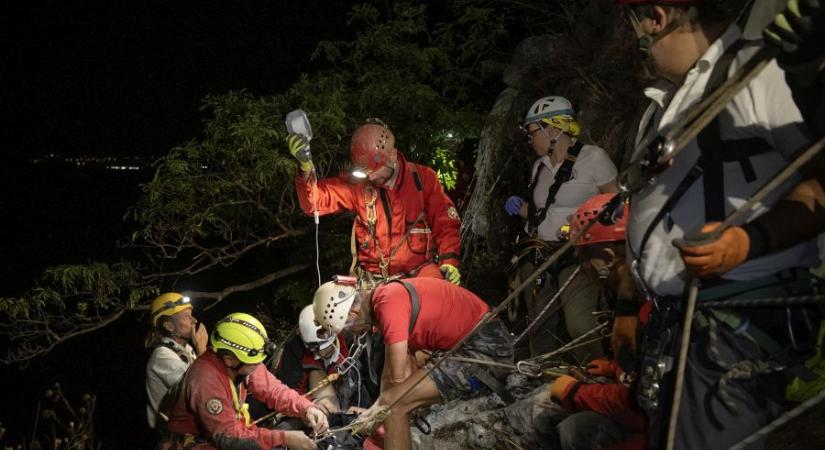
[427,319,514,401]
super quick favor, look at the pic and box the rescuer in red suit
[288,119,462,285]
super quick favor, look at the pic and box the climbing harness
[350,164,434,280]
[662,135,825,450]
[526,140,584,234]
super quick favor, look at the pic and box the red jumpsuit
[164,350,314,449]
[295,152,461,278]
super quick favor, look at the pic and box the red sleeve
[419,166,461,267]
[560,382,646,431]
[372,283,411,346]
[188,368,285,448]
[246,364,314,418]
[294,172,357,216]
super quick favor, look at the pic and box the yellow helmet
[150,292,192,326]
[210,313,270,364]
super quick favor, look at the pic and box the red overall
[295,152,461,278]
[163,350,313,449]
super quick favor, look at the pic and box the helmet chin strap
[544,127,565,153]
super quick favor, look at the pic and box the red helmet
[569,194,629,246]
[350,122,395,175]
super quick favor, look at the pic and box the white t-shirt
[530,143,617,241]
[627,25,819,297]
[145,337,196,429]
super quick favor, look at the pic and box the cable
[311,168,321,287]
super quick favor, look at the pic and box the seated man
[159,312,328,450]
[312,276,514,450]
[145,292,208,430]
[276,305,372,415]
[541,194,647,450]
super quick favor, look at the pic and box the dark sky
[1,1,354,159]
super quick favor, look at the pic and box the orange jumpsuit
[295,152,461,278]
[163,350,313,449]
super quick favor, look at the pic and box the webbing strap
[390,280,421,334]
[528,140,584,233]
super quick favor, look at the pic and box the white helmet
[312,281,358,337]
[298,305,340,362]
[524,96,581,137]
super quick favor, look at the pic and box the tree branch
[186,264,310,311]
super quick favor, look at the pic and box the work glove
[287,133,314,172]
[504,196,524,216]
[764,0,825,67]
[585,358,618,378]
[549,375,578,402]
[440,264,461,285]
[674,222,750,278]
[304,405,329,435]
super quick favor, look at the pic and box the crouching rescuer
[157,312,328,450]
[311,276,514,450]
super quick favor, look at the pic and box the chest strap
[389,280,421,334]
[528,140,584,233]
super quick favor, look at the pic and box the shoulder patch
[447,206,460,221]
[206,398,224,415]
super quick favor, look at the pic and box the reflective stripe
[227,375,251,428]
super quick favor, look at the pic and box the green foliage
[312,1,507,167]
[2,0,514,362]
[0,262,154,362]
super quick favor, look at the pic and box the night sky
[0,2,356,448]
[2,1,354,160]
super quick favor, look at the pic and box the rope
[526,321,611,366]
[701,295,825,309]
[727,387,825,450]
[663,136,825,449]
[665,279,700,450]
[514,265,581,344]
[706,316,784,413]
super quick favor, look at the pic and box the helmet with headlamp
[350,119,396,179]
[150,292,192,326]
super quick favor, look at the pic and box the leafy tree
[0,0,511,364]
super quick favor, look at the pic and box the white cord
[311,168,321,287]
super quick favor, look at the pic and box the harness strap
[389,280,421,334]
[631,39,772,273]
[158,339,192,364]
[528,140,584,233]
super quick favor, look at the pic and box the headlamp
[154,296,191,316]
[351,167,368,179]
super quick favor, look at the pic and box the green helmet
[211,312,270,364]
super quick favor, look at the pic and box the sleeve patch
[206,398,224,415]
[447,206,460,220]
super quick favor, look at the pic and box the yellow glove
[287,133,313,172]
[440,264,461,285]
